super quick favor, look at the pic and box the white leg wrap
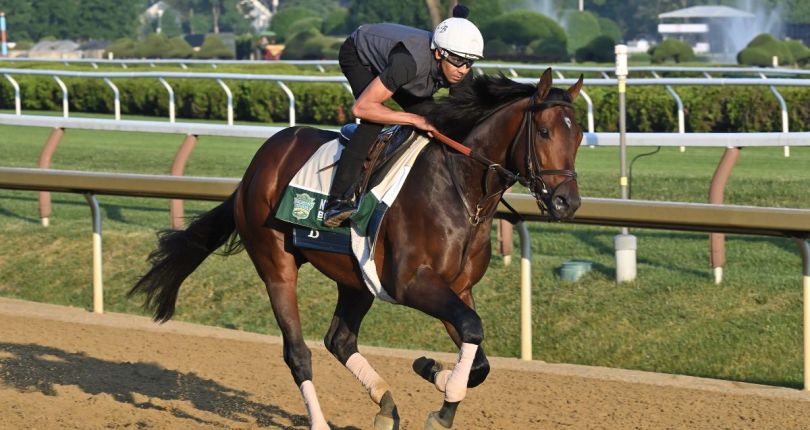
[345,352,391,404]
[299,380,330,430]
[433,369,451,393]
[444,343,478,403]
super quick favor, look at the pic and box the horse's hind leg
[324,284,400,430]
[242,238,330,430]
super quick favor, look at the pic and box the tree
[481,10,566,47]
[0,0,144,41]
[270,6,320,42]
[347,0,432,31]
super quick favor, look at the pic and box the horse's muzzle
[539,187,581,221]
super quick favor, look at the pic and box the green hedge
[1,76,807,131]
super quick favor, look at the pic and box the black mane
[425,73,572,141]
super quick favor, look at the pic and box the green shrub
[194,35,235,59]
[167,36,193,59]
[484,39,517,58]
[481,10,567,61]
[737,47,774,67]
[650,38,695,63]
[281,28,342,60]
[271,6,320,42]
[106,37,138,59]
[3,74,807,132]
[323,8,349,36]
[563,10,602,54]
[738,33,796,66]
[785,39,810,65]
[575,35,616,63]
[525,39,569,62]
[136,33,173,59]
[597,17,621,43]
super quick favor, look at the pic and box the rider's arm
[351,44,435,132]
[351,78,434,132]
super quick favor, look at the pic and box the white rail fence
[1,67,808,137]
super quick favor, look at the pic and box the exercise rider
[323,7,485,228]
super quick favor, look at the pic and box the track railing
[1,167,809,388]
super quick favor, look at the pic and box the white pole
[84,194,103,314]
[517,222,532,360]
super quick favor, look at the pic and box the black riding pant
[332,37,432,199]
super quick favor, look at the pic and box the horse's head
[513,68,584,221]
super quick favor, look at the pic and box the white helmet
[431,17,484,60]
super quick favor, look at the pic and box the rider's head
[431,6,484,84]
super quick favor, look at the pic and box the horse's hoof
[424,411,452,430]
[374,413,399,430]
[413,356,443,383]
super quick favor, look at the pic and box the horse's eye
[538,128,550,139]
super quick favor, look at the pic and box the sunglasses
[440,50,475,69]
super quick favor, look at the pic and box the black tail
[129,193,241,322]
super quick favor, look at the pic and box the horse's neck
[416,98,528,218]
[465,98,528,167]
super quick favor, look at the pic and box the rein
[433,96,577,224]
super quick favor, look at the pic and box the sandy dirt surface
[1,298,810,430]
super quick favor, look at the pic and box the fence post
[614,44,637,283]
[216,78,234,126]
[170,134,199,229]
[277,81,295,126]
[517,221,532,361]
[84,193,104,314]
[158,78,176,123]
[103,78,120,120]
[3,73,21,114]
[708,147,741,284]
[53,76,69,118]
[759,73,790,157]
[37,128,65,227]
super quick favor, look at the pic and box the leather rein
[433,95,577,225]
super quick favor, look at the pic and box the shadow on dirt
[0,342,360,429]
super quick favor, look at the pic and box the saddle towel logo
[276,134,432,302]
[292,193,316,220]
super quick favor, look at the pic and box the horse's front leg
[401,271,485,429]
[414,289,490,390]
[324,284,400,430]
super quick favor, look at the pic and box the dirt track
[1,298,810,429]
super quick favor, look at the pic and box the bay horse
[130,68,584,430]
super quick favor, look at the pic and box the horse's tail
[128,193,242,322]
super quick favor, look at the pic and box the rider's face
[435,49,474,84]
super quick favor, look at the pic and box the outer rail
[1,167,809,388]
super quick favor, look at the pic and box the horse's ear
[567,74,584,102]
[537,67,553,100]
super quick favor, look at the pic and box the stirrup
[323,200,356,228]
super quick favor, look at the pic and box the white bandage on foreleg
[444,343,478,403]
[345,353,391,404]
[299,380,330,430]
[433,369,451,393]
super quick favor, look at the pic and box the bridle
[438,93,578,224]
[511,95,578,215]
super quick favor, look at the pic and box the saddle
[337,123,421,198]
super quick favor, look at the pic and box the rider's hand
[412,116,437,134]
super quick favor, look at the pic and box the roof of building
[659,5,755,19]
[30,41,80,53]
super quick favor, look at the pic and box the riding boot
[323,123,381,227]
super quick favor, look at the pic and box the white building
[658,6,755,55]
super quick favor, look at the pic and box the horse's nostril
[553,196,568,211]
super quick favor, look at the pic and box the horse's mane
[425,73,573,142]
